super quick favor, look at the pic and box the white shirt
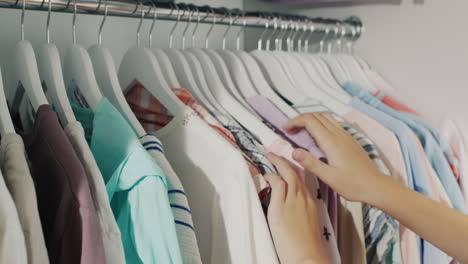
[154,106,279,264]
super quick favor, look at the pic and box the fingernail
[293,149,307,162]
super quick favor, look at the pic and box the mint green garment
[72,98,183,264]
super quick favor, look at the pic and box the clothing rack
[0,0,362,40]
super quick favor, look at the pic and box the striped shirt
[343,124,401,264]
[140,134,202,264]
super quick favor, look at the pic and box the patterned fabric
[343,124,401,264]
[140,134,202,264]
[125,83,270,200]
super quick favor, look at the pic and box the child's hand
[284,113,391,204]
[265,153,330,264]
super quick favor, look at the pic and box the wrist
[366,174,405,209]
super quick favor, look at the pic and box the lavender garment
[247,96,338,235]
[247,96,326,161]
[16,105,106,264]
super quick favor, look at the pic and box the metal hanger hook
[190,6,201,48]
[221,9,234,50]
[257,13,269,50]
[181,5,193,50]
[204,7,216,49]
[136,1,146,47]
[46,0,52,43]
[20,0,26,40]
[235,10,246,50]
[148,0,157,48]
[296,18,308,52]
[319,26,330,53]
[98,0,108,46]
[304,22,315,53]
[169,3,184,49]
[327,24,339,54]
[275,16,288,51]
[265,14,276,51]
[72,0,78,44]
[337,24,347,53]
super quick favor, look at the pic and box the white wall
[244,0,468,134]
[0,0,243,99]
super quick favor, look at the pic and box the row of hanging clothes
[0,0,466,263]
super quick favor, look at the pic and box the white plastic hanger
[187,9,279,145]
[220,13,299,119]
[334,24,377,93]
[88,0,146,136]
[250,17,307,107]
[178,6,227,114]
[215,12,258,99]
[203,9,252,111]
[148,3,182,89]
[119,2,185,116]
[62,0,103,111]
[157,5,219,113]
[292,21,352,104]
[272,19,351,116]
[10,0,49,117]
[0,66,15,135]
[37,0,75,126]
[316,27,351,86]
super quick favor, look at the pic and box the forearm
[369,175,468,262]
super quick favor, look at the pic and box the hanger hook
[257,12,271,51]
[72,0,78,44]
[327,24,339,54]
[136,0,146,47]
[337,23,347,53]
[346,26,356,54]
[46,0,52,43]
[275,15,287,51]
[221,9,233,50]
[20,0,26,40]
[266,14,277,51]
[98,0,108,46]
[235,10,246,51]
[304,22,315,53]
[285,18,294,51]
[296,18,306,52]
[191,6,201,48]
[169,3,184,49]
[319,25,330,53]
[204,7,216,49]
[181,4,193,50]
[148,0,157,48]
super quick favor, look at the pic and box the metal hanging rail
[0,0,363,39]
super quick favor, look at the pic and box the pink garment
[344,110,420,264]
[265,138,341,264]
[373,91,420,116]
[440,119,468,205]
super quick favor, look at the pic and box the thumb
[292,148,335,184]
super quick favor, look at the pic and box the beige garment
[0,133,47,264]
[64,122,125,264]
[0,147,27,263]
[338,198,366,264]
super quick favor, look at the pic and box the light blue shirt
[344,83,466,214]
[72,98,183,264]
[375,91,459,169]
[350,98,450,264]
